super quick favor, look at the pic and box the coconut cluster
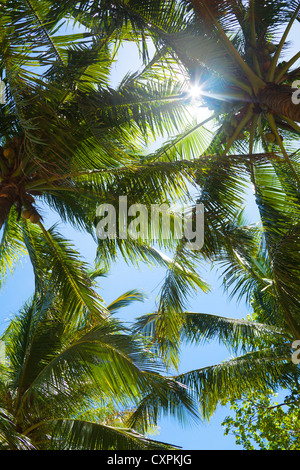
[21,209,41,224]
[264,131,283,144]
[261,42,277,73]
[0,135,42,224]
[246,42,277,75]
[0,136,22,173]
[222,114,245,140]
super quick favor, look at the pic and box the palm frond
[176,344,295,420]
[49,418,177,450]
[23,221,107,326]
[0,209,27,288]
[107,289,146,314]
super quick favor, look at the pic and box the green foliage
[0,276,198,450]
[222,389,300,450]
[1,0,300,449]
[0,1,211,350]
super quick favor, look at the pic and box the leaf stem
[266,4,300,82]
[197,0,265,93]
[275,52,300,83]
[266,113,300,186]
[222,105,253,155]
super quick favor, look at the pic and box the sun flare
[186,83,213,124]
[187,84,203,100]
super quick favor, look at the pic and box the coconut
[3,147,15,159]
[265,132,276,143]
[22,210,32,220]
[267,43,276,53]
[29,213,40,224]
[263,61,271,72]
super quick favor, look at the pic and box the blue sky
[0,16,299,451]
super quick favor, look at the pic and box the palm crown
[0,0,196,232]
[118,0,300,369]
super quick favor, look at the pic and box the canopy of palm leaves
[0,0,209,340]
[1,0,300,438]
[98,0,300,420]
[134,202,300,420]
[0,269,199,450]
[107,0,300,375]
[0,0,202,235]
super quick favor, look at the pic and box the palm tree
[98,0,300,369]
[62,1,300,161]
[134,181,300,420]
[112,0,300,428]
[0,1,200,233]
[2,0,300,430]
[0,0,214,322]
[1,2,187,387]
[0,273,198,450]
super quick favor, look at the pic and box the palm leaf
[176,344,295,420]
[49,418,177,450]
[0,209,27,288]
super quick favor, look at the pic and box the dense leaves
[1,0,300,450]
[0,275,198,450]
[222,388,300,450]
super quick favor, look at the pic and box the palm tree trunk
[257,83,300,123]
[0,182,19,229]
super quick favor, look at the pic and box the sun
[185,83,213,124]
[187,83,203,100]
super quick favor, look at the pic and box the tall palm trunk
[0,181,19,229]
[258,83,300,123]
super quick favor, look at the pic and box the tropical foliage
[0,0,201,253]
[0,0,208,365]
[1,0,300,450]
[222,388,300,450]
[0,268,198,450]
[134,205,300,420]
[0,0,208,450]
[129,0,300,423]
